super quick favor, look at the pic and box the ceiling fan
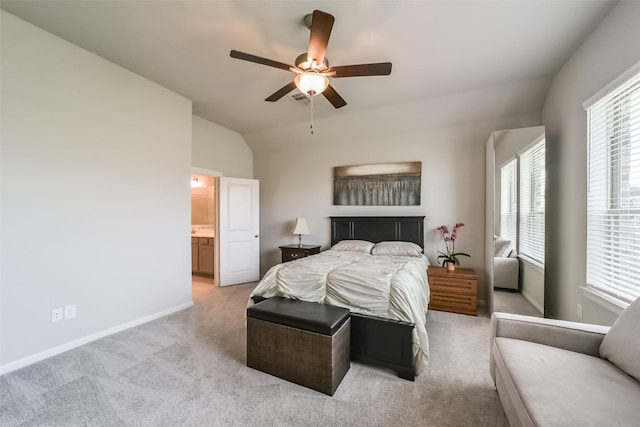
[230,9,392,109]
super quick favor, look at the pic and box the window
[586,68,640,306]
[500,159,518,246]
[497,139,545,266]
[519,139,546,265]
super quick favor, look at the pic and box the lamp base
[298,234,302,247]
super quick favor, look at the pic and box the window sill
[517,254,544,272]
[581,286,628,316]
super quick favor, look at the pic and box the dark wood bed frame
[252,216,425,381]
[330,216,425,381]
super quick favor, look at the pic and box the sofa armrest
[493,257,519,290]
[490,312,610,358]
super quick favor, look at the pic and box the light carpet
[0,279,508,426]
[494,289,543,318]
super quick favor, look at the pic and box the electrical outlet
[64,304,77,320]
[51,308,63,323]
[577,304,583,319]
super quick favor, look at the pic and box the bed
[251,216,428,380]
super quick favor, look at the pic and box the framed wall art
[333,161,421,206]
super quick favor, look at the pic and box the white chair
[493,236,519,291]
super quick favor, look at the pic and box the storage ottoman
[246,297,350,396]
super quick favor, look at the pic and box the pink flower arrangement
[436,223,470,267]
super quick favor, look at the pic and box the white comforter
[250,249,430,374]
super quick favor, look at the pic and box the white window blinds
[500,159,518,245]
[586,70,640,305]
[519,140,545,264]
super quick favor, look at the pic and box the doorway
[189,169,260,287]
[191,168,221,285]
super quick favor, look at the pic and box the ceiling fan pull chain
[310,94,314,135]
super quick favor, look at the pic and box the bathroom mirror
[485,126,545,317]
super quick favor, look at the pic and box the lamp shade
[295,72,329,96]
[292,217,310,235]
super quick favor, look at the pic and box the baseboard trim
[0,301,193,376]
[521,291,543,315]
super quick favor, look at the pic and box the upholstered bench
[246,297,350,396]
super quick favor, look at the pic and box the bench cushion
[494,337,640,426]
[247,297,350,335]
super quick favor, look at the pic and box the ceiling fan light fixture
[295,72,329,96]
[230,10,390,109]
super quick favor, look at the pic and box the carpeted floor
[0,277,508,426]
[494,289,543,318]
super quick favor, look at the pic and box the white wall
[542,1,640,325]
[192,115,253,179]
[255,113,541,307]
[0,11,193,370]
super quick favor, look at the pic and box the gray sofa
[494,236,519,290]
[490,297,640,426]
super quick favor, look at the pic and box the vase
[447,261,456,271]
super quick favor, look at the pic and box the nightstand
[427,266,478,316]
[279,244,321,263]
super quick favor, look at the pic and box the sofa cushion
[494,337,640,426]
[600,296,640,382]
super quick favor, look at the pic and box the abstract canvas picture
[333,162,421,205]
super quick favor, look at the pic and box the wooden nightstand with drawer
[279,244,321,263]
[427,266,478,316]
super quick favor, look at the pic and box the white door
[219,177,260,286]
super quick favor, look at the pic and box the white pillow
[331,240,374,253]
[599,296,640,382]
[371,241,423,257]
[494,237,512,258]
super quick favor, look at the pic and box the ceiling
[1,0,615,141]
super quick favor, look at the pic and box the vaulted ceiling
[1,0,615,148]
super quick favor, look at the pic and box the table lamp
[292,217,310,247]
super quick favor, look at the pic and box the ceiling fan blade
[230,50,293,72]
[322,84,347,109]
[329,62,392,78]
[307,10,334,67]
[265,81,297,102]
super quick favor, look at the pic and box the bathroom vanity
[191,229,215,277]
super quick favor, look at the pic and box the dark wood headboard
[330,216,425,248]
